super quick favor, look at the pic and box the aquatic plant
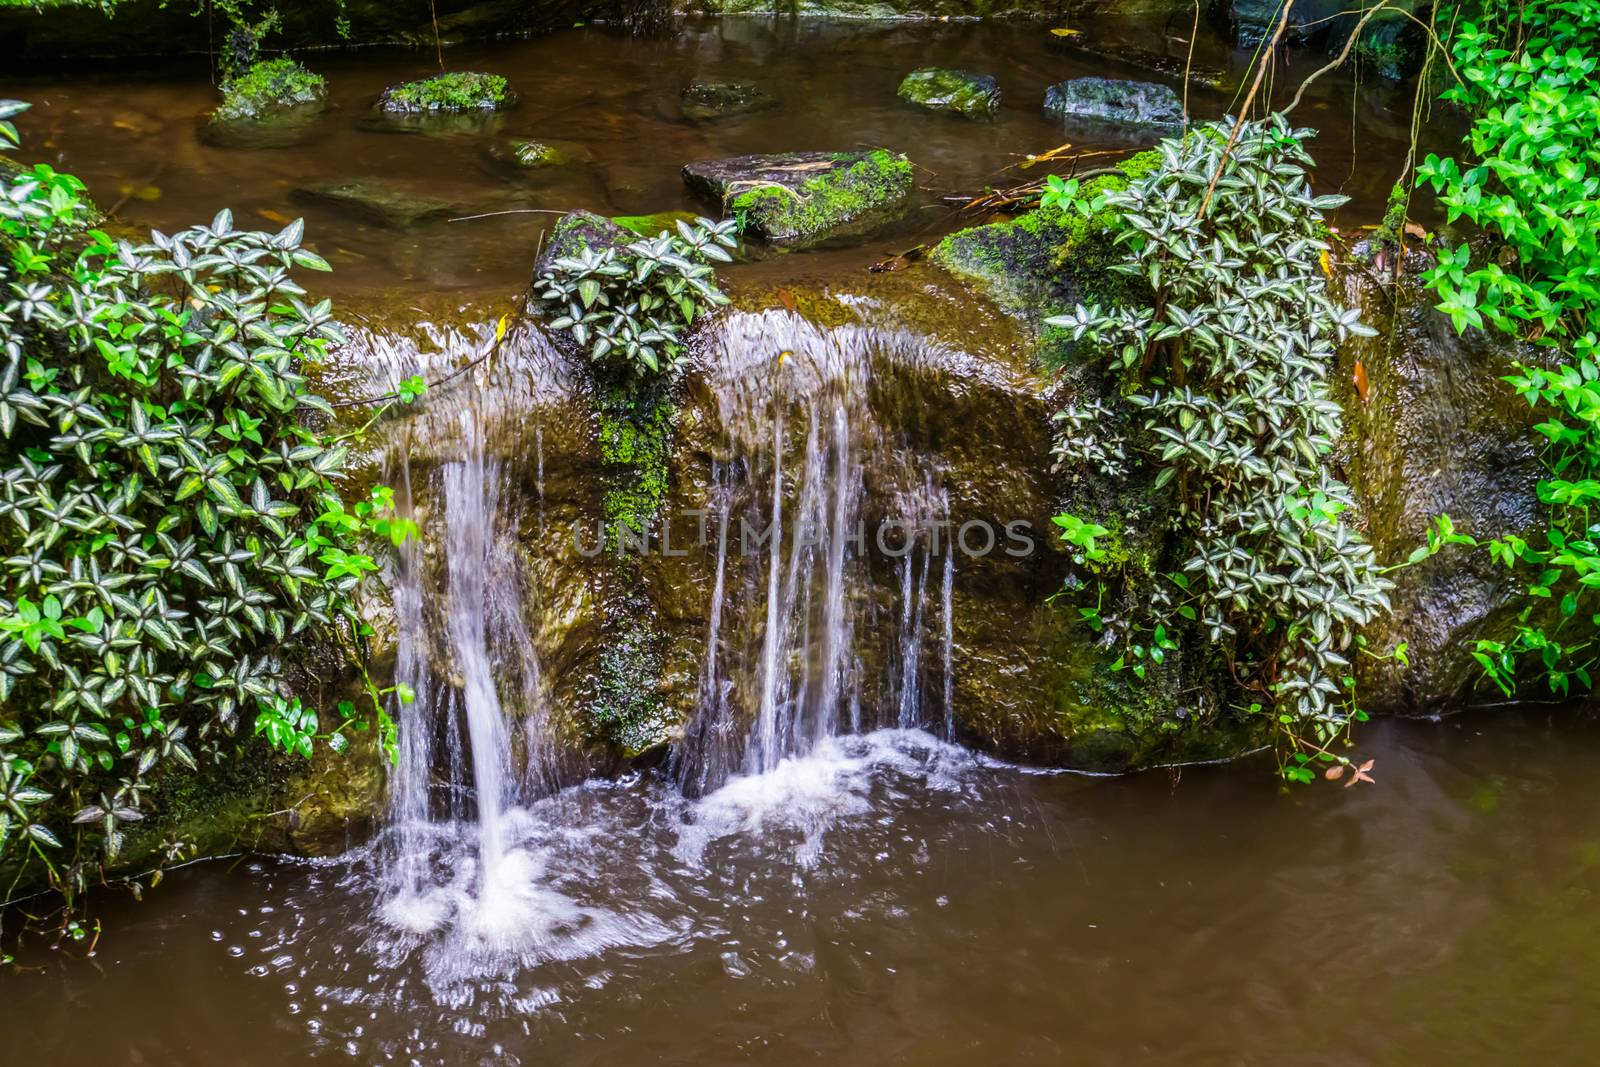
[1043,116,1392,780]
[535,216,737,379]
[0,100,403,897]
[1410,1,1600,698]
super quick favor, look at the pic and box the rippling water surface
[7,716,1600,1064]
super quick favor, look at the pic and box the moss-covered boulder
[292,180,459,228]
[933,151,1162,317]
[680,81,778,122]
[378,70,513,112]
[215,56,326,120]
[682,149,915,249]
[1338,245,1551,714]
[202,57,329,149]
[897,68,1001,117]
[1044,77,1186,128]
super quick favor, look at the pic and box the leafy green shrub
[378,71,511,113]
[1044,116,1392,778]
[215,56,327,121]
[1413,1,1600,697]
[0,100,395,890]
[535,216,737,378]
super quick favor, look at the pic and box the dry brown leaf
[776,288,799,313]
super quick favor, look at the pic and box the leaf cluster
[1044,116,1392,765]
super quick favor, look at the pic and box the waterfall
[338,320,575,927]
[674,310,958,794]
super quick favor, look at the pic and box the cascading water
[671,310,961,797]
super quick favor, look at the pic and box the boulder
[202,57,329,149]
[682,149,915,248]
[679,81,778,122]
[1338,245,1550,713]
[1044,76,1186,128]
[897,68,1002,117]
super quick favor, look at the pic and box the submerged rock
[897,68,1001,117]
[1049,37,1228,89]
[680,81,778,122]
[682,149,915,248]
[1044,77,1186,128]
[292,180,458,228]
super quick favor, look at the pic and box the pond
[6,715,1600,1064]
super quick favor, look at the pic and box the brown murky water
[3,15,1451,304]
[4,716,1600,1065]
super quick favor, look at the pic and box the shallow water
[3,16,1451,302]
[6,715,1600,1064]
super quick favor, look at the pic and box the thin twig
[1198,0,1297,220]
[1182,0,1200,119]
[428,0,444,71]
[1284,0,1393,114]
[447,208,576,223]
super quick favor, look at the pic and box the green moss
[933,149,1160,319]
[597,383,675,543]
[215,56,326,121]
[586,613,673,758]
[510,139,563,167]
[897,67,1000,117]
[379,70,510,113]
[728,149,914,244]
[612,210,699,238]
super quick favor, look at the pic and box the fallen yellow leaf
[1050,27,1081,36]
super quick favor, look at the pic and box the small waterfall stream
[673,310,959,795]
[347,308,966,976]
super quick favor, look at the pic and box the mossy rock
[933,151,1161,318]
[680,81,778,122]
[682,149,915,249]
[292,180,459,228]
[897,67,1001,117]
[1044,76,1186,129]
[535,210,634,273]
[202,57,329,149]
[378,70,513,112]
[214,56,326,121]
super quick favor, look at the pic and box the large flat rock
[681,149,914,249]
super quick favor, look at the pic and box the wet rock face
[897,68,1001,117]
[1044,77,1186,128]
[1339,248,1548,714]
[680,82,779,122]
[682,150,915,249]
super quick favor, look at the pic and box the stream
[0,14,1571,1067]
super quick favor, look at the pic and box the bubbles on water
[222,728,995,1063]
